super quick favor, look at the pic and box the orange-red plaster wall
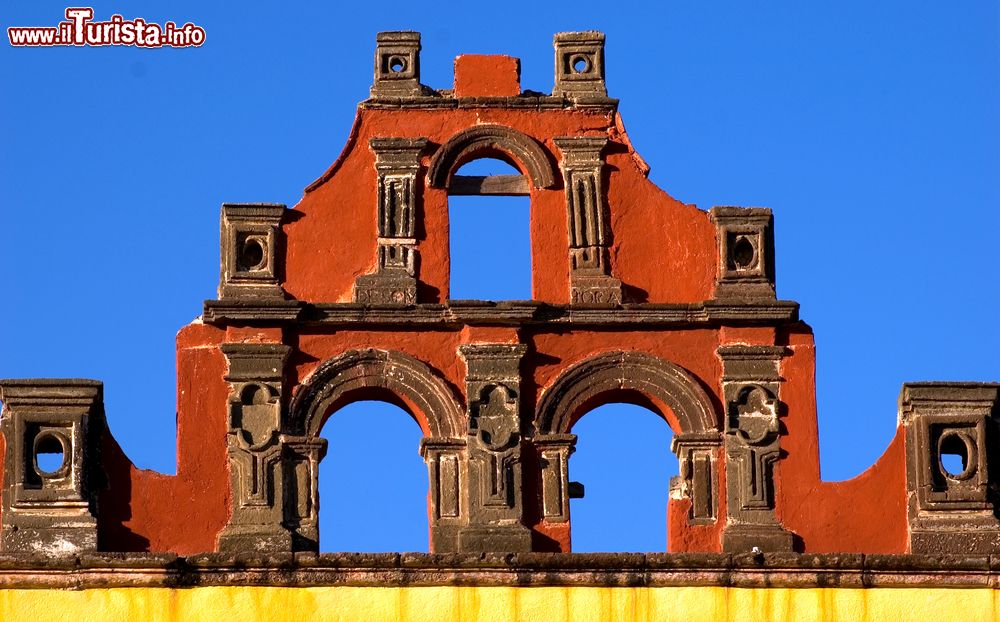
[283,108,716,305]
[775,325,909,553]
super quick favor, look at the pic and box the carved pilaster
[420,437,468,553]
[355,138,428,306]
[554,137,621,306]
[217,343,303,552]
[900,383,1000,553]
[671,431,722,524]
[457,344,532,552]
[719,345,795,552]
[535,434,577,523]
[0,380,104,554]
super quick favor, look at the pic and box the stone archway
[286,349,468,553]
[532,351,722,538]
[427,124,558,191]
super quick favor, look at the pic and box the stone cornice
[202,300,799,328]
[0,553,997,589]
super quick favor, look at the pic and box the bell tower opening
[317,400,428,553]
[568,403,677,552]
[448,157,532,301]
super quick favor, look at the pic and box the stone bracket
[0,379,105,554]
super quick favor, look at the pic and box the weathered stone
[0,380,104,554]
[900,383,1000,554]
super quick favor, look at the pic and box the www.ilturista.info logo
[8,8,205,48]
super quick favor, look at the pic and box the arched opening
[568,402,677,552]
[448,157,531,300]
[317,400,428,552]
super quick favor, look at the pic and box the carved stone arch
[533,351,722,528]
[427,124,558,190]
[535,351,719,436]
[290,348,465,439]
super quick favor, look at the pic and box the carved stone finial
[553,31,608,99]
[371,31,422,98]
[0,380,105,554]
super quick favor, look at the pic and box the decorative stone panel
[219,203,287,300]
[458,344,532,553]
[553,32,608,99]
[900,382,1000,553]
[709,207,776,301]
[355,138,428,306]
[0,380,104,554]
[217,343,305,553]
[718,345,795,552]
[370,31,423,98]
[554,136,621,306]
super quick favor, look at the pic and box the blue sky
[1,2,998,552]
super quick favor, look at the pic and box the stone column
[355,137,428,305]
[554,136,622,305]
[0,380,104,554]
[901,383,1000,553]
[457,344,532,552]
[719,345,795,552]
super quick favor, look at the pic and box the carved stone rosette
[0,380,105,554]
[900,383,1000,553]
[355,138,428,306]
[554,136,621,306]
[457,344,532,552]
[718,345,795,552]
[217,343,323,553]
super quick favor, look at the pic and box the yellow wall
[1,586,997,622]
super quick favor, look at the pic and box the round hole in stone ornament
[34,432,68,477]
[571,55,590,74]
[239,237,266,271]
[389,56,407,73]
[938,432,973,479]
[732,235,757,270]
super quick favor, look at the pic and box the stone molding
[0,553,997,589]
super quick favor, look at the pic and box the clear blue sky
[1,2,997,552]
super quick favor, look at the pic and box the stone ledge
[0,553,996,589]
[202,300,799,327]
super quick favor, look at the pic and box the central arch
[426,124,558,191]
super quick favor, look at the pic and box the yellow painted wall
[1,586,997,622]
